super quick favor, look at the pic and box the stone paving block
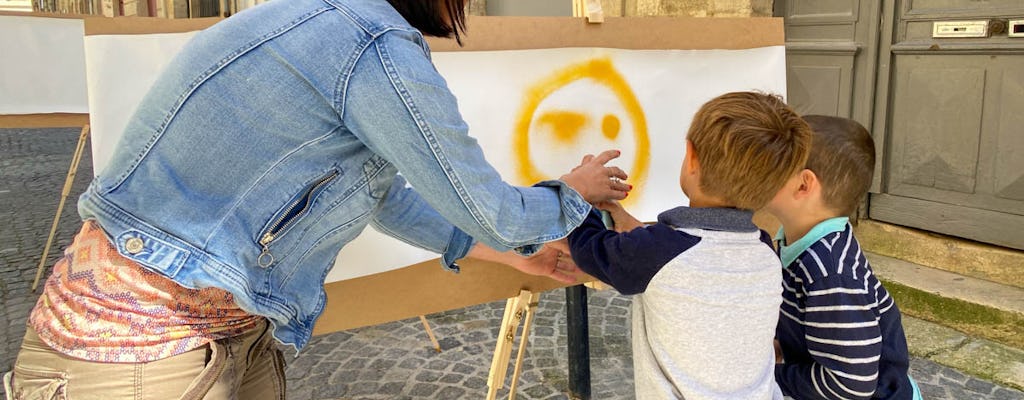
[932,338,1024,391]
[994,387,1024,400]
[462,376,487,390]
[332,368,360,384]
[904,315,970,357]
[379,381,406,396]
[409,382,439,397]
[917,382,949,399]
[415,370,443,382]
[968,377,1000,395]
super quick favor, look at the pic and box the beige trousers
[4,319,284,400]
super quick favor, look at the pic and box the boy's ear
[795,169,820,199]
[684,140,700,175]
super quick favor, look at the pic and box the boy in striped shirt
[765,115,920,399]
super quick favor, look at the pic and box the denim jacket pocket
[257,168,341,268]
[115,230,191,279]
[9,364,67,400]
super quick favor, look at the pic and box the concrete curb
[856,220,1024,289]
[904,315,1024,391]
[869,253,1024,316]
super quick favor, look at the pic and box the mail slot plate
[933,20,989,38]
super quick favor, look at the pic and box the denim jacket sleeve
[341,28,592,257]
[369,174,474,270]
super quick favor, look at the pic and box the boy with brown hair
[766,115,920,399]
[568,91,812,399]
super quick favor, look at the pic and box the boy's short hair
[802,115,876,216]
[687,92,812,210]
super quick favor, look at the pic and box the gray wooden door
[778,0,1024,251]
[774,1,882,129]
[871,0,1024,250]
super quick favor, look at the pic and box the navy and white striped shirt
[775,219,913,400]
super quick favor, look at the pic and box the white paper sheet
[81,31,785,282]
[0,16,88,114]
[434,47,787,220]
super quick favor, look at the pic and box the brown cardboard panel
[313,258,591,334]
[429,16,783,51]
[80,15,782,52]
[0,113,90,128]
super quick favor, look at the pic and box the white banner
[0,15,88,114]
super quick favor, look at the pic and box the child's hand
[560,150,631,204]
[595,200,643,233]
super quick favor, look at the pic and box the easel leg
[486,289,534,400]
[566,285,591,399]
[419,315,442,353]
[31,125,90,292]
[507,291,540,399]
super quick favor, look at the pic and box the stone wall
[468,0,773,17]
[467,0,486,16]
[620,0,773,17]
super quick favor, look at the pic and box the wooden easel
[0,115,92,293]
[30,125,90,292]
[487,289,541,400]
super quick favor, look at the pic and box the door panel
[995,69,1024,202]
[871,0,1024,250]
[787,63,846,116]
[890,64,984,195]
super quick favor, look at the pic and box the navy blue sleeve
[567,210,701,295]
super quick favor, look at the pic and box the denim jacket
[77,0,591,349]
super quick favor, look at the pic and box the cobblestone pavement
[292,291,1024,400]
[2,127,1023,399]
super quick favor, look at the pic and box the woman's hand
[465,243,578,284]
[594,200,644,233]
[560,150,631,204]
[510,245,579,284]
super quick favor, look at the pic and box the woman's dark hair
[387,0,467,44]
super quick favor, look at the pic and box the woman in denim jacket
[4,0,629,398]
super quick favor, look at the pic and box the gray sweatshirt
[569,207,784,399]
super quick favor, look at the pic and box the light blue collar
[775,217,849,268]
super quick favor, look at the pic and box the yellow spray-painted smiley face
[513,57,650,205]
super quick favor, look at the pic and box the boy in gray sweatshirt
[568,92,812,399]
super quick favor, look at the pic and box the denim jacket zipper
[258,170,339,267]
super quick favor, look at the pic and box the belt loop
[178,340,229,400]
[3,371,14,400]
